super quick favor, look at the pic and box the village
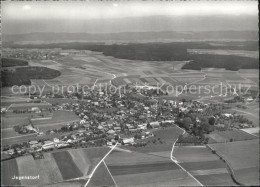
[1,84,255,161]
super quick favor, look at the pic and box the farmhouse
[123,137,134,145]
[42,141,55,150]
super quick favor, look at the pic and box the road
[85,142,118,187]
[170,126,203,186]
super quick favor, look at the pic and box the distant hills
[3,30,258,43]
[2,15,258,42]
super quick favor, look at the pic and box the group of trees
[2,65,61,87]
[182,54,258,71]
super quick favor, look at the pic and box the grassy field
[68,149,91,175]
[34,153,63,185]
[113,169,200,186]
[209,139,259,185]
[209,139,259,170]
[173,145,235,186]
[195,173,236,186]
[32,110,79,126]
[52,151,83,180]
[16,155,41,186]
[152,126,183,143]
[233,167,259,186]
[2,147,111,185]
[2,117,30,129]
[88,162,116,187]
[105,149,200,186]
[108,161,180,175]
[1,159,21,186]
[106,150,170,166]
[206,129,258,143]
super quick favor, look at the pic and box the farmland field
[105,149,200,186]
[1,147,111,186]
[209,139,259,185]
[2,117,30,129]
[68,149,91,175]
[106,150,171,166]
[173,145,236,186]
[113,169,200,186]
[206,129,258,143]
[209,140,259,170]
[52,151,83,180]
[32,110,80,129]
[1,159,21,186]
[88,162,116,187]
[34,153,63,185]
[16,156,41,186]
[188,49,259,58]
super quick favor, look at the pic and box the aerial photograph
[1,1,259,186]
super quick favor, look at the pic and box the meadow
[1,147,111,186]
[173,145,236,186]
[105,149,200,186]
[209,139,259,185]
[206,129,258,143]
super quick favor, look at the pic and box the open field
[188,49,259,58]
[195,173,237,186]
[1,159,21,186]
[173,145,236,186]
[52,151,83,180]
[174,146,219,163]
[32,110,80,129]
[16,155,41,186]
[206,129,258,143]
[2,117,30,129]
[68,149,91,176]
[113,169,200,186]
[88,162,116,187]
[209,139,259,185]
[1,147,110,186]
[108,161,180,175]
[43,98,81,105]
[106,150,171,166]
[233,167,259,186]
[209,140,259,170]
[34,153,63,185]
[105,149,200,186]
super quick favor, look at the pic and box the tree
[183,117,192,130]
[147,123,152,129]
[209,116,216,125]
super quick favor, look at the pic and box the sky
[2,1,258,20]
[2,1,258,34]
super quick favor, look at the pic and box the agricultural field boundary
[103,161,118,187]
[170,126,203,186]
[85,142,119,187]
[207,145,244,186]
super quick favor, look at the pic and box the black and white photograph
[1,0,259,186]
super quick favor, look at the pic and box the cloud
[22,5,32,11]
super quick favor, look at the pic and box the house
[29,140,39,146]
[107,130,116,135]
[123,138,134,145]
[114,127,121,131]
[150,122,160,128]
[7,149,15,155]
[223,113,233,118]
[42,141,55,150]
[53,138,60,143]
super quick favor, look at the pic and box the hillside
[1,58,29,67]
[2,66,61,87]
[3,30,258,43]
